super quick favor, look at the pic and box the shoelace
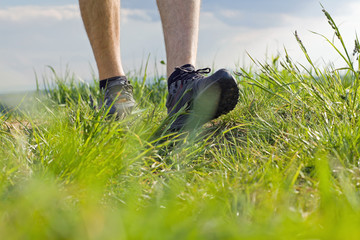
[172,66,211,84]
[106,81,133,98]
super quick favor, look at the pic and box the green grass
[2,8,360,239]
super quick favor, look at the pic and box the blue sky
[0,0,359,93]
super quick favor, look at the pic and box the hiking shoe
[100,76,136,118]
[166,64,239,130]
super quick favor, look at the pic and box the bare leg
[157,0,239,130]
[156,0,201,77]
[79,0,125,80]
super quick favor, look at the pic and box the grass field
[1,9,360,239]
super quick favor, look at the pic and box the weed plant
[1,8,360,239]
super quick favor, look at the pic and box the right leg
[79,0,135,117]
[79,0,125,80]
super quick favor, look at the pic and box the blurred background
[0,0,359,93]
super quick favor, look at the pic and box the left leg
[156,0,200,77]
[156,0,239,130]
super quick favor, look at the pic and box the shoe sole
[112,100,136,119]
[211,69,239,119]
[170,69,239,130]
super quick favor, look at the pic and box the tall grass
[1,8,360,239]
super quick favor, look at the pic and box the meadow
[1,8,360,239]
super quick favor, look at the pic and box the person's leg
[157,0,239,130]
[79,0,135,118]
[156,0,200,77]
[79,0,125,80]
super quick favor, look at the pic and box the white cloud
[197,1,360,71]
[121,9,155,23]
[0,5,164,93]
[219,9,242,19]
[0,5,157,24]
[0,5,80,22]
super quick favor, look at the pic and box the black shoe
[100,76,136,118]
[166,64,239,130]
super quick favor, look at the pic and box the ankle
[99,76,128,90]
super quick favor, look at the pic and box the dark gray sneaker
[101,76,136,118]
[166,64,239,130]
